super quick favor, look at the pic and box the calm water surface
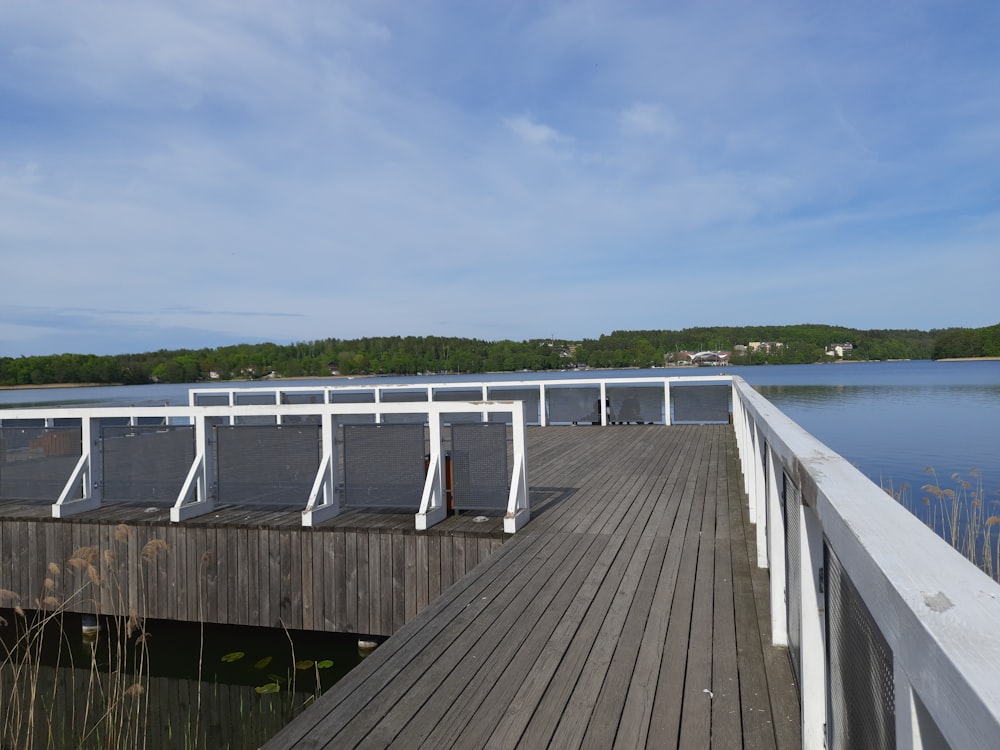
[3,359,999,503]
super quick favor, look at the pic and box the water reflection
[756,383,1000,493]
[0,610,362,748]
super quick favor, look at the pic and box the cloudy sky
[2,1,998,356]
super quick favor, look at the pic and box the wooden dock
[0,497,507,639]
[266,424,801,749]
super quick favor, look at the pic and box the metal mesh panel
[670,384,731,423]
[451,423,509,511]
[330,391,376,425]
[0,426,82,499]
[279,394,324,424]
[434,389,484,424]
[379,390,428,424]
[234,400,278,425]
[342,424,426,510]
[101,425,195,503]
[279,394,322,425]
[547,386,602,424]
[283,392,324,404]
[826,545,896,750]
[606,385,663,424]
[194,393,230,406]
[280,414,322,425]
[214,425,321,505]
[783,471,802,685]
[486,387,541,424]
[235,392,279,407]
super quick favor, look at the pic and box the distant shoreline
[936,356,1000,362]
[3,357,999,391]
[0,382,112,391]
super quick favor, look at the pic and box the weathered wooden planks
[266,425,801,749]
[1,425,801,748]
[0,503,506,638]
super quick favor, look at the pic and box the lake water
[3,360,998,503]
[3,360,998,743]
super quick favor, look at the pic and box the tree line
[1,324,997,386]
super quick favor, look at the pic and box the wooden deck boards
[265,425,800,749]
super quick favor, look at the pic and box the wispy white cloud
[619,103,677,139]
[503,115,566,146]
[1,0,998,356]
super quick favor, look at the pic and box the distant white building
[748,341,784,354]
[826,342,854,358]
[669,350,731,366]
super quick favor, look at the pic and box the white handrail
[189,374,735,427]
[732,376,1000,750]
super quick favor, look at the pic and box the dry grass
[887,467,1000,583]
[0,529,167,749]
[1,530,325,748]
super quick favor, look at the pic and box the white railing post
[505,400,531,533]
[539,384,547,426]
[755,432,769,569]
[599,381,608,426]
[171,412,216,522]
[767,446,787,643]
[53,416,102,517]
[733,391,749,483]
[415,410,447,530]
[895,662,950,750]
[663,381,672,425]
[302,411,340,527]
[746,420,760,522]
[799,502,827,750]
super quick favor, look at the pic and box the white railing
[732,376,1000,750]
[0,400,530,533]
[189,373,734,426]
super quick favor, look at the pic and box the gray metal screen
[783,471,802,685]
[606,385,663,424]
[379,390,428,424]
[342,424,426,510]
[194,392,230,406]
[0,426,82,500]
[279,392,323,426]
[547,386,602,424]
[486,387,541,424]
[670,384,731,423]
[451,423,509,511]
[330,391,376,426]
[434,389,484,424]
[826,545,896,750]
[214,424,321,505]
[101,425,195,503]
[233,392,279,425]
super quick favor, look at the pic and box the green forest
[1,323,998,386]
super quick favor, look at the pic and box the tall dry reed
[887,467,1000,584]
[0,527,169,749]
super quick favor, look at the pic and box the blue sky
[2,1,998,357]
